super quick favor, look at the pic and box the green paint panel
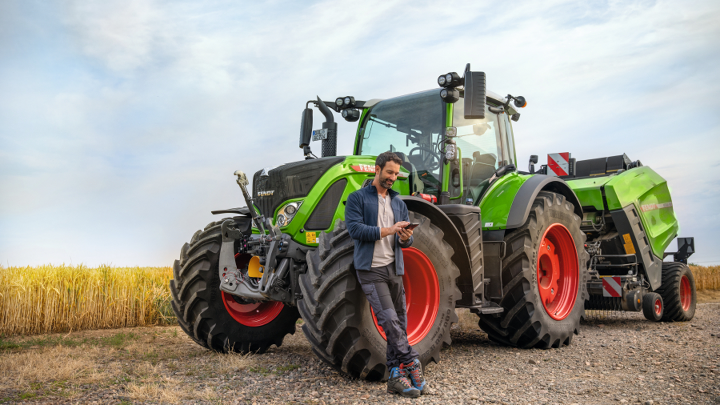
[566,176,612,211]
[604,166,678,257]
[478,172,530,230]
[253,155,410,247]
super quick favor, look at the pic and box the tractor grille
[252,156,345,218]
[304,179,347,230]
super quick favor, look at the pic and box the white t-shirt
[371,193,395,268]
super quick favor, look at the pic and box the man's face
[375,161,400,190]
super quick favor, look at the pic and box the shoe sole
[387,389,420,398]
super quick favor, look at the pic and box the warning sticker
[602,276,622,298]
[640,202,673,212]
[622,233,636,255]
[305,232,317,244]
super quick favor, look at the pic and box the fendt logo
[257,190,274,197]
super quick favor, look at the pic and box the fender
[399,196,478,307]
[506,174,583,229]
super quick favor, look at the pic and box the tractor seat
[395,152,424,194]
[469,152,497,187]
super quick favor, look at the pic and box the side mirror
[529,155,538,173]
[463,64,486,119]
[299,108,313,148]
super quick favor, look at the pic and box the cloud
[1,0,719,266]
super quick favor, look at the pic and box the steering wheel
[408,146,442,171]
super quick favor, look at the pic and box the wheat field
[0,264,717,337]
[0,265,174,336]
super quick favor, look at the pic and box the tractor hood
[252,156,346,218]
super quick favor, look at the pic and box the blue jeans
[356,264,419,369]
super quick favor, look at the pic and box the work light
[342,108,360,122]
[344,96,355,107]
[440,88,460,103]
[335,97,344,107]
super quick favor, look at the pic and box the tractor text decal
[350,165,408,178]
[640,202,672,212]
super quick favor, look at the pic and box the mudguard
[505,174,583,229]
[400,196,481,307]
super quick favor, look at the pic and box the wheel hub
[221,252,284,327]
[371,247,439,345]
[654,297,662,315]
[536,223,579,321]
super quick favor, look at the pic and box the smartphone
[404,223,420,231]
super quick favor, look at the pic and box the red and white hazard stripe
[602,277,622,298]
[547,153,570,177]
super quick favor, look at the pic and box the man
[345,151,429,398]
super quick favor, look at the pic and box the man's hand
[397,226,413,242]
[381,221,409,238]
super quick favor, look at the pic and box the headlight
[335,97,344,107]
[276,201,303,227]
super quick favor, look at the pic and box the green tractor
[170,64,696,380]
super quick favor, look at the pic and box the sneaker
[401,359,428,394]
[387,367,420,398]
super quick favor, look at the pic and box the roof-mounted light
[342,108,360,122]
[440,88,460,103]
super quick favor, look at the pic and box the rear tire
[298,213,461,380]
[479,191,589,349]
[656,262,696,322]
[169,219,299,353]
[642,292,663,322]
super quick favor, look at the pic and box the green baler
[170,64,696,380]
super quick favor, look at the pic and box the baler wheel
[478,191,588,349]
[169,218,299,353]
[642,292,664,322]
[297,213,460,381]
[656,262,696,322]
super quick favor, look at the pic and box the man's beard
[379,174,394,189]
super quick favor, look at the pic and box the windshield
[453,100,511,202]
[357,90,446,196]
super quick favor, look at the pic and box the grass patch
[0,332,139,352]
[275,364,301,374]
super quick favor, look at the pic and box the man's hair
[375,151,403,170]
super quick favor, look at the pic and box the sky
[1,0,719,267]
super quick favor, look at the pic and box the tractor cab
[354,88,521,205]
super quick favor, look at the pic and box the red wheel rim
[371,247,439,345]
[680,275,691,311]
[220,253,284,327]
[536,223,579,321]
[654,297,662,315]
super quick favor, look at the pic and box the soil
[1,302,718,404]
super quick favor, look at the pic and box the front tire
[479,191,589,348]
[656,262,696,322]
[169,219,299,353]
[298,213,461,380]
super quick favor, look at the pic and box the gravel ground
[1,303,718,404]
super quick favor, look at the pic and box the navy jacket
[345,184,413,275]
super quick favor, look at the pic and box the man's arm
[345,192,381,242]
[398,202,413,248]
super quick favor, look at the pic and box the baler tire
[298,213,461,381]
[170,218,299,354]
[642,292,664,322]
[478,191,589,349]
[656,262,696,322]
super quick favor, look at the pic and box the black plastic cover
[304,179,347,230]
[252,156,345,218]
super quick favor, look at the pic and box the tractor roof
[363,90,517,115]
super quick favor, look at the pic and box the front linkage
[218,170,303,304]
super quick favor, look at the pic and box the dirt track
[1,303,719,404]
